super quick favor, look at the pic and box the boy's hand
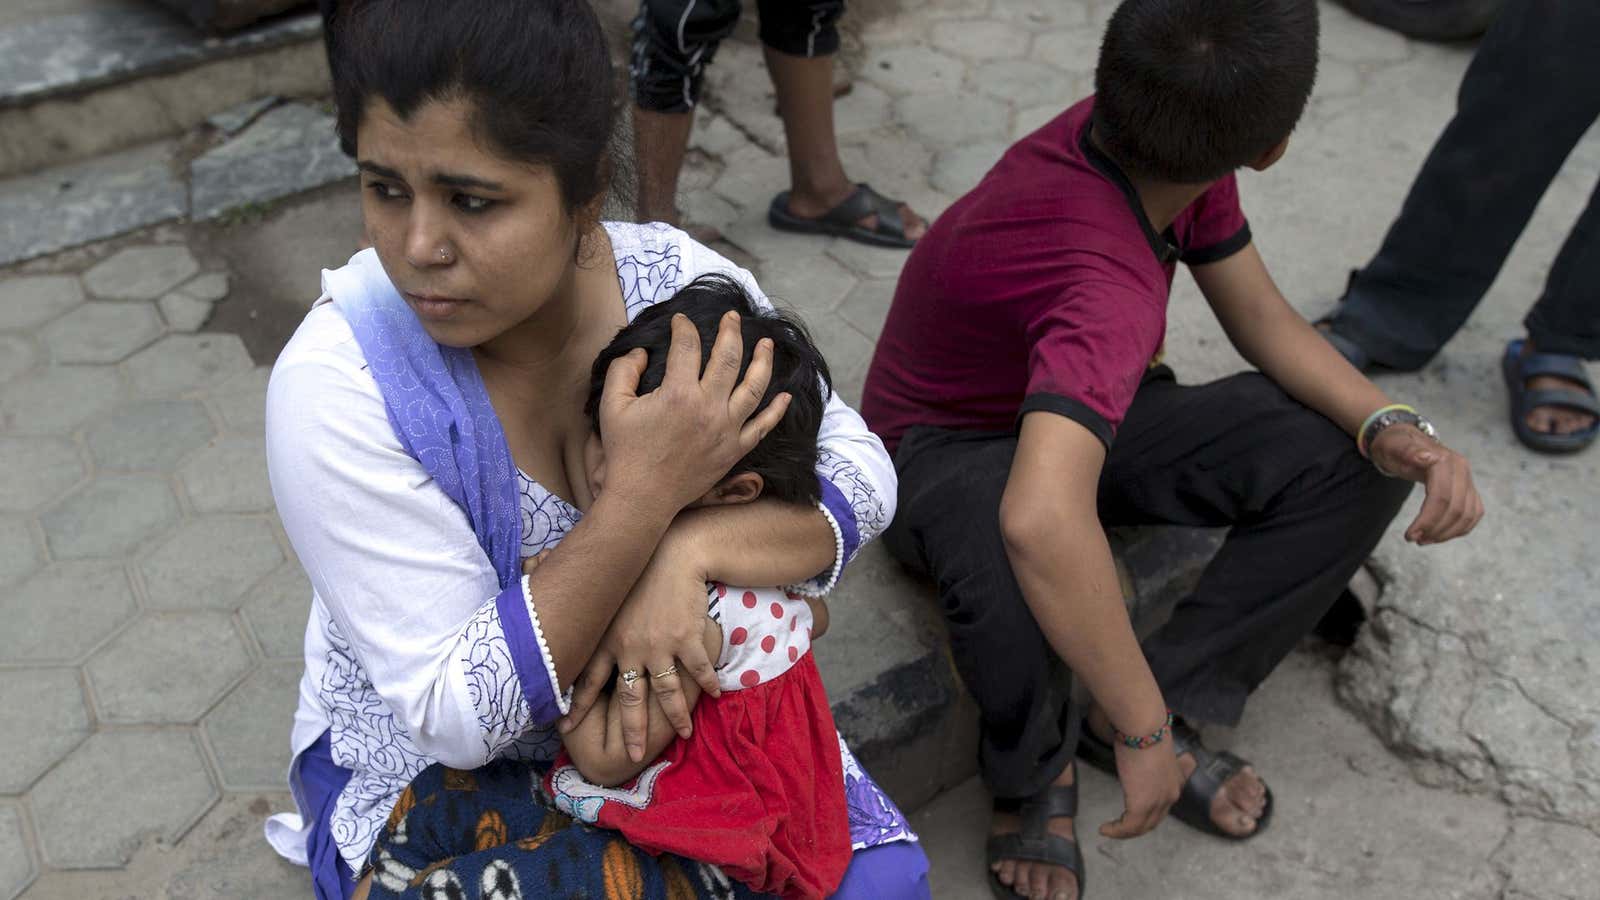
[1367,425,1484,545]
[1101,740,1183,839]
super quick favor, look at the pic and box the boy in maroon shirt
[862,2,1483,898]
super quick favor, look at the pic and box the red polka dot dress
[544,582,849,899]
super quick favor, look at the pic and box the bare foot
[1087,707,1266,838]
[1520,339,1597,436]
[990,764,1080,900]
[783,182,928,243]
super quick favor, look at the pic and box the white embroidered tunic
[263,223,901,873]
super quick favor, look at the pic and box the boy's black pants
[882,371,1413,800]
[1328,0,1600,368]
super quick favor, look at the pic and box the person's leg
[630,0,743,233]
[1329,0,1600,369]
[884,428,1081,900]
[830,840,932,900]
[1518,179,1600,437]
[364,760,761,899]
[1096,371,1413,834]
[755,0,926,240]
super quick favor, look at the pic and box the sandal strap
[1520,387,1600,417]
[819,183,908,240]
[1514,350,1596,390]
[1019,782,1078,831]
[985,831,1085,878]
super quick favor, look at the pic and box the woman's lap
[359,760,931,899]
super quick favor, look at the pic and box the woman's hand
[597,311,792,519]
[559,529,718,763]
[1367,425,1484,545]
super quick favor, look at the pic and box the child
[861,1,1481,897]
[540,274,853,900]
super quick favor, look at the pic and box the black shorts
[630,0,846,113]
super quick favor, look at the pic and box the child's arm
[561,616,723,787]
[1000,412,1183,839]
[1191,245,1481,545]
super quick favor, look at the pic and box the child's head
[1091,0,1319,184]
[582,275,832,508]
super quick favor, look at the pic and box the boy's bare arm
[560,617,722,787]
[1192,245,1482,545]
[1001,412,1181,839]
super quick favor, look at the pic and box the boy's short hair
[1091,0,1319,183]
[584,274,832,506]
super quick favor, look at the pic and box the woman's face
[355,96,584,348]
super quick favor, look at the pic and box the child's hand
[521,549,552,576]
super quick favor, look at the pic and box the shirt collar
[1079,123,1181,265]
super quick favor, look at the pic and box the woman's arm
[267,310,784,768]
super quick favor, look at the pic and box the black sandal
[1078,717,1273,842]
[767,183,919,249]
[985,781,1086,899]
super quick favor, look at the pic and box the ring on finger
[651,665,679,680]
[619,667,643,688]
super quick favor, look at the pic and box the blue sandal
[1502,339,1599,454]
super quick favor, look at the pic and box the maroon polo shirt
[861,97,1251,453]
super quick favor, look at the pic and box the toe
[1047,864,1080,900]
[997,860,1017,886]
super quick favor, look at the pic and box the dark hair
[584,275,833,507]
[1092,0,1319,183]
[329,0,616,213]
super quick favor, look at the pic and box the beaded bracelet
[1357,403,1416,458]
[1114,711,1175,750]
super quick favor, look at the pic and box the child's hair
[1091,0,1319,183]
[327,0,616,215]
[584,275,832,507]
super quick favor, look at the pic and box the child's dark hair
[584,275,832,507]
[1092,0,1319,183]
[328,0,616,214]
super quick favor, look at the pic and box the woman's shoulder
[267,299,384,428]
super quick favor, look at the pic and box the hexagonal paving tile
[179,437,273,513]
[0,275,84,331]
[82,245,199,301]
[861,45,968,96]
[835,278,899,339]
[140,517,284,610]
[0,365,122,435]
[203,661,302,789]
[178,272,230,303]
[39,302,164,364]
[832,82,895,140]
[206,366,270,435]
[0,668,90,793]
[0,335,36,383]
[894,92,1012,146]
[932,141,1009,196]
[241,564,312,659]
[0,437,83,513]
[1026,26,1103,77]
[39,475,179,559]
[993,0,1090,29]
[157,290,212,332]
[85,612,252,724]
[0,517,43,587]
[824,237,912,281]
[124,334,252,397]
[756,254,860,315]
[0,563,137,663]
[0,803,36,900]
[929,18,1031,61]
[84,399,216,471]
[969,59,1077,110]
[29,729,218,869]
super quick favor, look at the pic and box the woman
[261,1,928,897]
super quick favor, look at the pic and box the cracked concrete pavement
[2,0,1598,897]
